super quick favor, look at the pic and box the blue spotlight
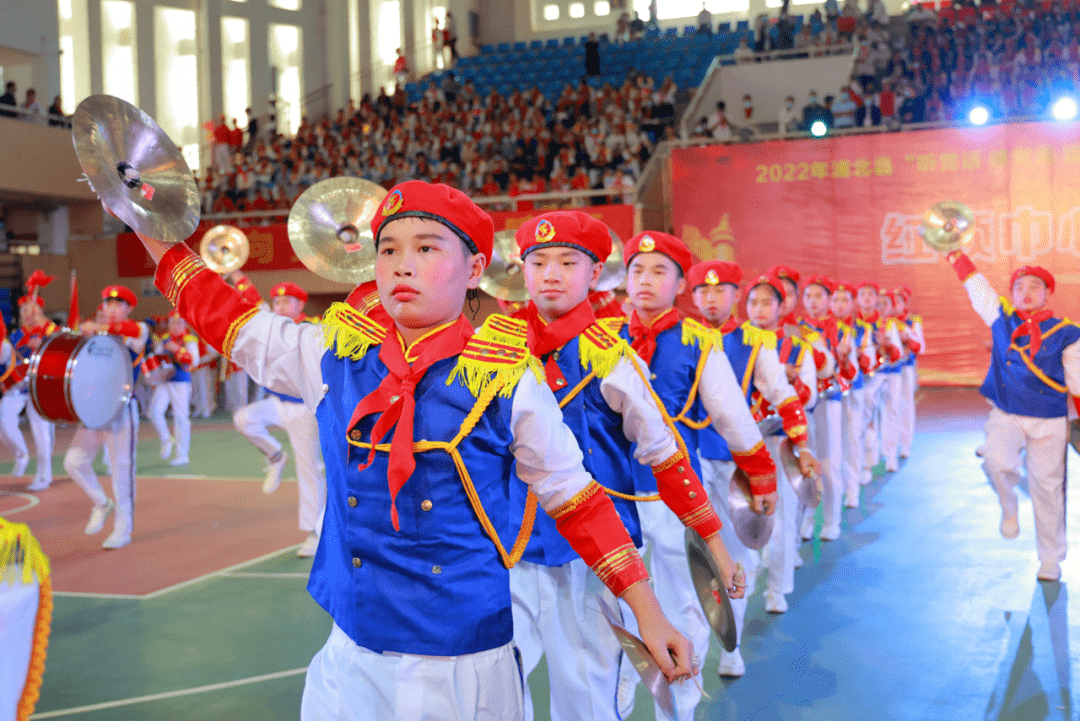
[810,120,828,137]
[1052,96,1078,121]
[968,105,990,126]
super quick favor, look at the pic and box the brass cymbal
[480,225,627,303]
[596,595,678,721]
[287,177,387,284]
[685,528,737,652]
[919,201,975,253]
[729,467,775,550]
[72,94,199,243]
[780,438,822,509]
[199,225,250,275]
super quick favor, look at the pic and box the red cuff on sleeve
[652,451,723,539]
[793,378,812,407]
[776,396,809,445]
[1073,396,1080,418]
[731,440,778,495]
[155,244,260,357]
[107,321,142,338]
[174,349,193,365]
[904,339,922,354]
[551,481,650,597]
[858,354,872,373]
[885,344,902,362]
[948,251,977,282]
[812,348,827,371]
[839,359,857,381]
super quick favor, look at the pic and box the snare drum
[0,359,29,393]
[29,332,133,429]
[141,354,176,385]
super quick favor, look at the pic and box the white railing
[0,103,72,128]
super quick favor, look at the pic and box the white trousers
[191,367,216,418]
[133,375,152,418]
[511,559,622,721]
[0,390,54,482]
[301,623,524,721]
[841,387,865,498]
[150,381,192,460]
[632,496,707,721]
[981,406,1068,565]
[223,366,249,413]
[0,577,37,721]
[813,399,845,535]
[64,398,139,538]
[698,455,758,647]
[765,435,797,596]
[880,372,902,467]
[899,365,918,456]
[233,396,326,533]
[861,373,885,473]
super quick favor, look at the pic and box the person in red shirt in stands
[213,114,231,172]
[229,119,244,158]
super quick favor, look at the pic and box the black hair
[750,282,783,304]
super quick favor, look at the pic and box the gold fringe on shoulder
[680,318,718,351]
[321,302,387,360]
[739,321,778,350]
[578,323,634,379]
[597,316,627,334]
[0,517,50,585]
[446,314,544,399]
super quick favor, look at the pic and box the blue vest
[267,388,304,404]
[848,319,869,390]
[875,318,903,375]
[166,335,196,383]
[620,320,711,491]
[699,323,762,461]
[512,331,641,567]
[309,309,541,657]
[979,300,1080,418]
[900,316,921,368]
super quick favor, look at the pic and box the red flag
[68,270,79,329]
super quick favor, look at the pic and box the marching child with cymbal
[892,287,924,459]
[132,180,693,720]
[149,311,200,467]
[945,252,1080,581]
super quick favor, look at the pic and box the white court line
[223,572,310,579]
[0,490,40,516]
[53,545,302,601]
[29,667,308,718]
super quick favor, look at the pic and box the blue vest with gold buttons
[699,322,767,461]
[512,325,642,567]
[310,306,543,656]
[980,300,1080,418]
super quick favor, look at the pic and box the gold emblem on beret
[705,269,720,285]
[639,235,656,252]
[382,189,404,216]
[535,219,556,243]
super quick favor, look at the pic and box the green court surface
[9,390,1080,720]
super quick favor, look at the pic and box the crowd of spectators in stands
[0,82,69,126]
[695,0,1080,139]
[201,72,677,214]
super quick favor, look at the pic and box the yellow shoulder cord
[347,381,538,569]
[1008,340,1069,394]
[557,371,597,409]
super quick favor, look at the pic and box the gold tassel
[578,324,633,379]
[0,517,50,586]
[738,322,778,350]
[680,318,717,351]
[321,302,386,360]
[445,315,542,399]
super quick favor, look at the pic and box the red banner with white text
[670,121,1080,385]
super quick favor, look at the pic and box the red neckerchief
[858,310,880,327]
[781,311,800,327]
[526,299,597,359]
[720,316,740,335]
[348,315,474,531]
[628,308,680,364]
[804,313,840,347]
[896,311,909,322]
[16,324,47,348]
[1012,308,1054,357]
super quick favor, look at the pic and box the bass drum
[29,332,133,429]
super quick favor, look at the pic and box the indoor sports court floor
[3,387,1077,720]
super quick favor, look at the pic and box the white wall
[0,0,61,109]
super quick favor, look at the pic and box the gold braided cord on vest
[347,380,538,569]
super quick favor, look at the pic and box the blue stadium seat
[736,20,749,30]
[563,36,576,46]
[546,38,559,48]
[514,41,527,51]
[717,21,731,33]
[684,25,696,35]
[664,27,678,37]
[481,44,494,54]
[645,27,661,38]
[530,40,544,49]
[497,42,511,52]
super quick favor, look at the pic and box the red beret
[688,260,742,290]
[25,269,54,292]
[270,282,309,303]
[769,265,801,285]
[1011,265,1054,293]
[833,281,858,296]
[17,295,44,307]
[102,285,137,307]
[856,280,881,294]
[515,211,612,263]
[748,273,787,302]
[371,180,495,266]
[803,275,836,294]
[624,231,693,275]
[895,285,913,299]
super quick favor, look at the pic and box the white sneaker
[26,477,50,492]
[1000,515,1019,540]
[718,648,746,678]
[765,590,788,613]
[262,452,289,494]
[85,499,115,535]
[102,528,131,549]
[170,457,190,467]
[885,459,899,473]
[297,532,320,558]
[799,516,815,541]
[160,437,175,460]
[860,469,873,486]
[12,453,29,477]
[899,449,910,459]
[843,494,859,508]
[794,553,804,569]
[820,526,841,541]
[1038,561,1061,581]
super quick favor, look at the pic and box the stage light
[810,120,828,137]
[1052,96,1078,121]
[968,105,989,125]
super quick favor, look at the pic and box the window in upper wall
[155,7,200,169]
[58,0,90,114]
[543,4,560,20]
[269,0,301,9]
[569,3,585,18]
[101,0,137,105]
[594,1,610,16]
[269,23,302,134]
[632,0,750,18]
[221,17,251,134]
[378,0,401,91]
